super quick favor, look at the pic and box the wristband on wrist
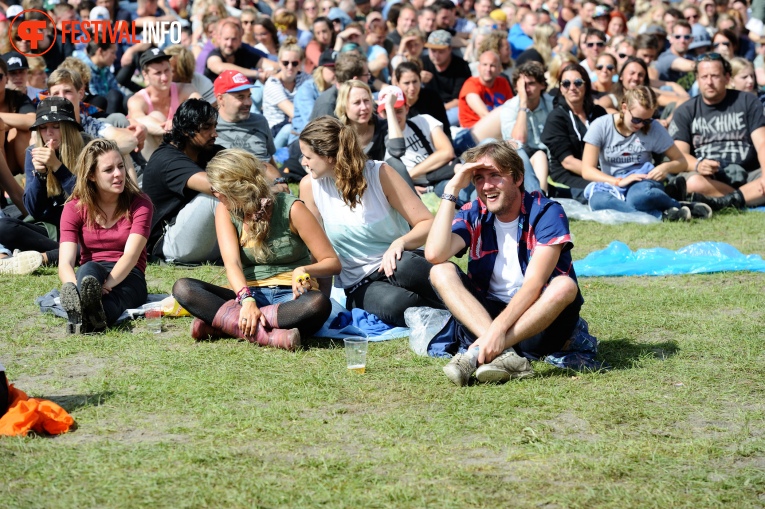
[694,157,705,172]
[236,286,254,305]
[33,169,48,181]
[441,193,458,206]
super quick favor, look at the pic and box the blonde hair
[531,23,556,66]
[335,79,373,125]
[164,44,196,83]
[729,57,754,88]
[299,116,368,209]
[278,41,304,61]
[27,56,46,72]
[478,32,511,68]
[69,139,143,229]
[619,86,657,134]
[206,149,274,262]
[312,66,333,93]
[52,63,87,91]
[547,52,578,90]
[37,120,84,198]
[274,10,298,32]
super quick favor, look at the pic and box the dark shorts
[451,264,582,360]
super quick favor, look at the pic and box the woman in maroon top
[58,139,153,334]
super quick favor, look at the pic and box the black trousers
[76,261,147,325]
[0,217,59,264]
[345,251,444,327]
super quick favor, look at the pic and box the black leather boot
[689,189,746,211]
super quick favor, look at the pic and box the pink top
[60,194,154,273]
[137,82,181,121]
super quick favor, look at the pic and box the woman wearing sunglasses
[262,41,308,149]
[711,29,738,60]
[581,86,711,220]
[540,63,606,203]
[591,53,617,100]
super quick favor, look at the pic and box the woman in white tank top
[297,116,445,326]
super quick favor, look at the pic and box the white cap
[90,6,111,21]
[6,5,23,18]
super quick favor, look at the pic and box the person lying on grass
[425,140,585,386]
[173,149,341,350]
[59,139,153,334]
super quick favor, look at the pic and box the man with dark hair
[656,20,697,89]
[142,99,224,264]
[425,141,584,386]
[579,28,607,81]
[418,6,437,36]
[74,40,126,114]
[669,55,765,210]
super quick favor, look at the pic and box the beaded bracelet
[236,286,254,305]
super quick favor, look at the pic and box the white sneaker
[0,251,42,275]
[443,353,477,387]
[475,349,534,383]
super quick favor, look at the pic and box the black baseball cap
[2,51,28,71]
[139,48,172,70]
[318,49,337,67]
[31,97,83,131]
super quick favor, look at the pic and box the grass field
[1,210,765,508]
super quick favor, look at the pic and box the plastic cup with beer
[343,337,368,373]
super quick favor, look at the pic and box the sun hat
[31,97,83,131]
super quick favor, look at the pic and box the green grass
[2,210,765,508]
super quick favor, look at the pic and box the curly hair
[299,116,368,209]
[69,139,143,229]
[206,149,274,262]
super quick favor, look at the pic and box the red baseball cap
[376,85,406,113]
[214,70,255,96]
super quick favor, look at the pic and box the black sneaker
[60,282,84,334]
[679,201,713,219]
[665,176,687,201]
[80,276,107,332]
[662,206,692,222]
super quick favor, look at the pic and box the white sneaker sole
[475,365,534,383]
[0,251,42,275]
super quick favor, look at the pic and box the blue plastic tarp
[574,241,765,277]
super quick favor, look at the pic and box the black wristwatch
[441,193,458,206]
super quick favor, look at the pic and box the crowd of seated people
[2,0,765,384]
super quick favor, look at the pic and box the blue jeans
[273,123,293,150]
[246,286,295,307]
[589,179,680,218]
[517,148,542,194]
[446,107,460,127]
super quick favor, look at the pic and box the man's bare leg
[686,174,736,197]
[430,263,494,337]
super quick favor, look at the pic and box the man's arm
[186,171,214,195]
[101,125,139,155]
[127,95,166,137]
[424,163,477,263]
[670,56,697,73]
[206,55,262,79]
[0,112,34,130]
[751,126,765,173]
[465,93,491,120]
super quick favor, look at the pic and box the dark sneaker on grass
[679,201,713,219]
[475,349,534,383]
[662,206,691,222]
[60,282,84,334]
[664,176,687,201]
[443,353,476,387]
[80,276,107,332]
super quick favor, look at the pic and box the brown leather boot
[211,300,300,350]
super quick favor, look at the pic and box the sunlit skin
[636,47,657,66]
[472,159,523,222]
[143,60,172,92]
[219,90,252,123]
[345,87,373,125]
[608,16,624,36]
[279,50,302,84]
[397,7,417,35]
[621,61,647,91]
[697,60,730,104]
[428,46,451,68]
[319,0,334,17]
[49,83,85,121]
[621,103,654,134]
[219,25,242,59]
[712,34,734,59]
[313,20,333,46]
[418,10,435,33]
[595,55,616,89]
[252,24,273,48]
[731,66,755,93]
[583,35,605,64]
[670,26,692,55]
[477,52,500,86]
[299,142,334,179]
[396,70,421,106]
[90,150,127,198]
[38,122,62,150]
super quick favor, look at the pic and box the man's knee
[546,276,579,306]
[429,262,460,290]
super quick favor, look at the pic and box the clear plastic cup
[343,337,368,373]
[144,307,162,334]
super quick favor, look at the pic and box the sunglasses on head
[586,41,605,48]
[282,60,300,67]
[696,51,723,61]
[673,34,693,40]
[561,78,584,89]
[596,64,615,71]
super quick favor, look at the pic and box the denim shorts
[247,286,295,307]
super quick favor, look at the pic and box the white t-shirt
[385,114,443,185]
[488,217,524,303]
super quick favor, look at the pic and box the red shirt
[60,194,153,273]
[458,76,513,128]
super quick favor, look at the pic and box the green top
[232,193,311,281]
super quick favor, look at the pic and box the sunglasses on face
[618,53,629,59]
[629,111,653,125]
[586,41,605,48]
[282,60,300,67]
[685,14,699,20]
[713,41,730,47]
[673,34,693,40]
[596,64,615,71]
[242,19,255,24]
[561,78,584,89]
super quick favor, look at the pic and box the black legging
[0,217,59,264]
[172,278,332,337]
[344,251,445,327]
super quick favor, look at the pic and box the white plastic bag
[404,307,452,356]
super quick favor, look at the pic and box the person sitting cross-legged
[425,140,585,386]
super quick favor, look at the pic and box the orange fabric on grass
[0,383,75,436]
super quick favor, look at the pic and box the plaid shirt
[451,191,581,303]
[74,51,121,98]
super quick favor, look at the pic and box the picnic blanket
[36,290,170,324]
[575,241,765,277]
[0,382,75,436]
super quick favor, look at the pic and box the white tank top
[312,160,411,288]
